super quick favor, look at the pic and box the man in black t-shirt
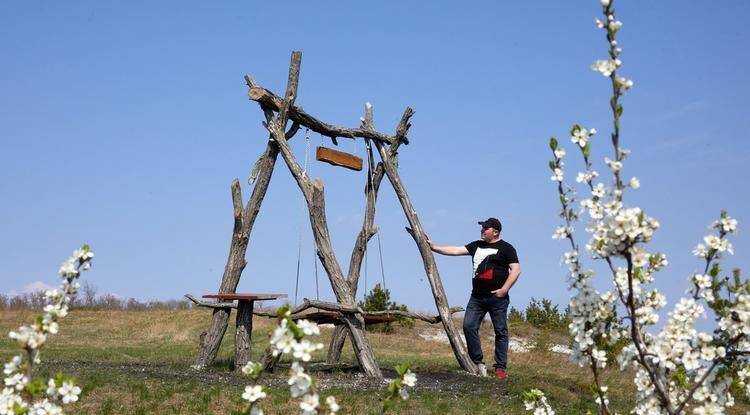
[426,217,521,380]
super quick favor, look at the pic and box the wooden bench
[202,293,287,368]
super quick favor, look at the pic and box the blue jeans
[463,294,509,370]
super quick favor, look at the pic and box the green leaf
[287,320,304,340]
[672,366,689,388]
[395,362,409,376]
[710,263,721,278]
[616,104,623,118]
[734,269,742,287]
[82,244,90,251]
[633,268,643,282]
[13,402,28,415]
[583,143,591,158]
[24,378,48,399]
[549,137,558,151]
[570,124,581,136]
[548,161,556,171]
[277,304,291,318]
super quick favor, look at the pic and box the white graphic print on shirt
[472,247,498,276]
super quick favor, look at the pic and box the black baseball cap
[478,217,502,232]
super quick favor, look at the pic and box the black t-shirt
[465,239,519,297]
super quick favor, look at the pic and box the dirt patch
[42,360,508,396]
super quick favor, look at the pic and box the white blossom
[4,373,28,392]
[326,396,340,413]
[712,216,738,233]
[296,320,321,336]
[591,59,617,77]
[288,362,312,398]
[576,170,599,184]
[402,370,417,387]
[241,385,266,403]
[550,168,563,182]
[604,157,622,172]
[552,226,568,240]
[3,356,22,377]
[571,127,595,148]
[300,393,319,415]
[58,381,81,404]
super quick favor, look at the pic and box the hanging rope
[294,129,313,306]
[376,232,387,290]
[366,140,387,291]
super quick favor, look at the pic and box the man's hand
[491,287,509,298]
[405,227,432,245]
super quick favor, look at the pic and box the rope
[294,129,312,306]
[366,140,387,291]
[377,232,387,290]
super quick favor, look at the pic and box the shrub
[358,283,414,332]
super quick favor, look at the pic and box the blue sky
[2,1,748,317]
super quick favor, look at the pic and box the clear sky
[2,1,748,316]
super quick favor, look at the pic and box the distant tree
[358,283,413,332]
[81,280,97,307]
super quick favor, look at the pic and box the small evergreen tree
[358,283,414,332]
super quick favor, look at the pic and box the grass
[0,308,744,414]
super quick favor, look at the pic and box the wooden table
[202,293,286,368]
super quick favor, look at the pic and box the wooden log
[235,300,254,368]
[248,87,401,145]
[266,51,382,380]
[193,75,299,369]
[327,105,410,364]
[373,138,480,375]
[315,147,363,171]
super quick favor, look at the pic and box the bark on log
[248,87,404,145]
[373,138,479,375]
[265,51,382,380]
[235,300,254,368]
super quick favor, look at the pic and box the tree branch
[247,87,404,145]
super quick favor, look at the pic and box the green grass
[0,309,745,414]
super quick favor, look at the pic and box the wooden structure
[189,51,480,379]
[201,293,286,368]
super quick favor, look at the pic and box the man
[426,217,520,380]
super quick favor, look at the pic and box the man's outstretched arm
[430,242,470,256]
[405,227,469,256]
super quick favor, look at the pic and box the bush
[524,297,570,330]
[508,306,525,325]
[358,283,414,332]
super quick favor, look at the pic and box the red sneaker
[495,368,508,380]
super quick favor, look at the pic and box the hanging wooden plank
[316,146,363,171]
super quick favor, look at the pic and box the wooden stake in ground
[193,77,299,368]
[263,51,383,379]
